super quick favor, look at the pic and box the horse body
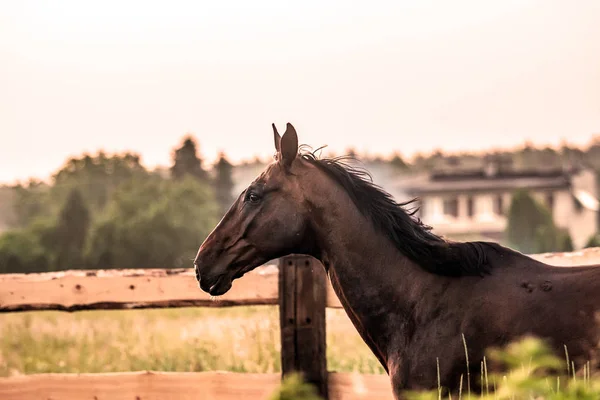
[193,123,600,398]
[387,255,600,393]
[304,161,600,393]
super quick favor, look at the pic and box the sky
[1,0,599,184]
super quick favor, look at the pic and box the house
[395,161,599,249]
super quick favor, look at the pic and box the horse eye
[247,192,261,203]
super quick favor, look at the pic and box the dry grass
[0,306,384,377]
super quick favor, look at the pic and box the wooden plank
[295,256,328,398]
[0,371,281,400]
[0,371,394,400]
[1,248,599,312]
[0,265,279,312]
[279,256,297,376]
[279,255,329,398]
[531,247,600,266]
[329,372,393,400]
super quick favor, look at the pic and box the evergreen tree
[556,228,574,252]
[170,135,208,182]
[507,190,551,253]
[54,188,90,269]
[390,152,409,170]
[534,225,573,253]
[214,151,235,216]
[506,189,573,254]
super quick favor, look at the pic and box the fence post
[279,254,328,399]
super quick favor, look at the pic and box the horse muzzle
[195,264,233,296]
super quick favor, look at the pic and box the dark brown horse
[194,123,600,398]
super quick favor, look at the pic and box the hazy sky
[1,0,599,184]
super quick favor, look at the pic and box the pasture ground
[0,306,385,377]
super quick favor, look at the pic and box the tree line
[0,136,235,273]
[1,135,599,273]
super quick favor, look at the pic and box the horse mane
[299,146,503,277]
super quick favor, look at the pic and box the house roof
[398,167,575,195]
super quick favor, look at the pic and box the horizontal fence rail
[2,248,599,313]
[0,371,395,400]
[0,265,281,312]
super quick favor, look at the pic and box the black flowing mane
[300,147,503,277]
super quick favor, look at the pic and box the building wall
[420,193,506,236]
[418,170,598,249]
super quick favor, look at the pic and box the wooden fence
[1,248,600,400]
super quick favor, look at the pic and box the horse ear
[280,122,298,168]
[272,123,281,153]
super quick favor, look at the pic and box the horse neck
[305,183,441,366]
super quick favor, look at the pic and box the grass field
[0,306,385,377]
[4,307,600,399]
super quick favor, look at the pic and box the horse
[193,122,600,398]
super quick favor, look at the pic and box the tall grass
[407,336,600,400]
[0,306,384,377]
[4,308,598,399]
[271,337,600,400]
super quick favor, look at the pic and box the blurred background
[0,0,599,381]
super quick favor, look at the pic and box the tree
[0,186,18,229]
[170,135,208,182]
[586,234,600,248]
[390,152,409,170]
[53,188,90,270]
[507,190,551,253]
[52,152,149,213]
[0,216,56,273]
[214,151,235,216]
[12,179,52,227]
[506,189,573,254]
[0,229,49,273]
[560,143,586,169]
[534,225,573,253]
[412,153,426,170]
[86,175,219,270]
[538,147,561,169]
[1,152,157,273]
[11,152,151,230]
[587,140,600,170]
[411,150,443,171]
